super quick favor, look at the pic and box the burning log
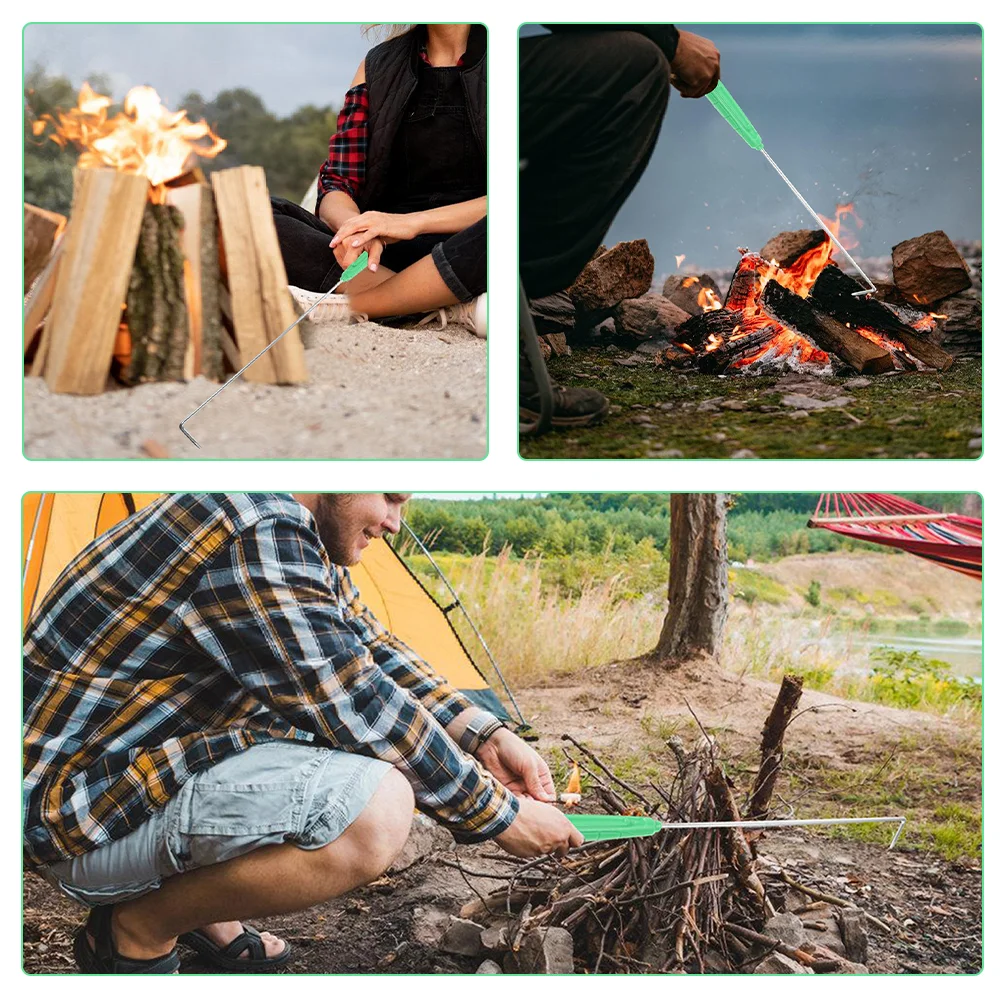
[124,203,189,383]
[24,204,66,294]
[43,169,149,394]
[748,675,803,820]
[759,229,826,269]
[674,308,744,354]
[212,165,306,384]
[809,265,953,372]
[760,281,895,375]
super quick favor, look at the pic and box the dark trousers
[272,198,486,302]
[519,30,672,298]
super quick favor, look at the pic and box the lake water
[818,625,982,681]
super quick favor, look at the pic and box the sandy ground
[24,318,485,459]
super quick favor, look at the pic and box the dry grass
[412,545,662,687]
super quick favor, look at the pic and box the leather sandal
[178,925,292,972]
[73,905,180,974]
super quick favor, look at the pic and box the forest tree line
[405,493,979,563]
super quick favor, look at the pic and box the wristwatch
[457,710,505,755]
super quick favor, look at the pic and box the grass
[729,567,790,605]
[521,354,982,459]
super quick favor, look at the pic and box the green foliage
[805,580,822,607]
[867,648,982,710]
[729,567,789,605]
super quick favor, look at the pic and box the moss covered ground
[521,352,982,460]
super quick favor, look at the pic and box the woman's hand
[331,233,385,272]
[476,728,557,803]
[331,211,420,255]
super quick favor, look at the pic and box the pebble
[968,437,982,451]
[731,448,758,459]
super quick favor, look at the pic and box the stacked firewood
[451,676,883,973]
[23,165,306,394]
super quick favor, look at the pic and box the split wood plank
[212,165,306,384]
[24,234,66,370]
[44,170,149,395]
[24,203,67,294]
[167,181,223,380]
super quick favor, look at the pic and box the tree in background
[651,493,729,664]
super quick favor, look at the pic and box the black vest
[358,25,486,212]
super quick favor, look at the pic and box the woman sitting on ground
[272,23,486,336]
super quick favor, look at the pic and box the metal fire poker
[570,813,907,848]
[178,250,370,449]
[706,81,876,297]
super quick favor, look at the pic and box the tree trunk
[653,494,729,663]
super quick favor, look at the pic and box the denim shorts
[40,741,392,908]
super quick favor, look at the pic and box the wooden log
[44,169,149,395]
[125,203,189,384]
[24,234,66,370]
[24,203,67,294]
[674,308,744,353]
[809,265,954,371]
[212,165,306,384]
[760,281,895,375]
[748,675,803,820]
[697,324,783,374]
[167,181,223,380]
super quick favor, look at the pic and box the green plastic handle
[706,81,763,151]
[569,814,664,841]
[340,249,370,284]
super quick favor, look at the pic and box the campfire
[528,208,979,375]
[671,207,956,375]
[24,83,306,395]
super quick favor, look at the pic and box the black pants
[519,30,672,298]
[272,198,486,302]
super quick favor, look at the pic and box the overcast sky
[522,23,982,269]
[24,23,372,115]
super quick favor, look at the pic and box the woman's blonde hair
[362,24,417,42]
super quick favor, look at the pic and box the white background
[7,2,997,995]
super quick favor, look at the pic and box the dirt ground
[23,662,982,975]
[23,317,485,459]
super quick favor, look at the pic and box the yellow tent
[23,493,514,720]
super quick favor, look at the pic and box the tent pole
[23,493,47,590]
[400,519,528,728]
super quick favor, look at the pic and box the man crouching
[23,493,581,973]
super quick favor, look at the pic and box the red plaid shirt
[317,48,465,212]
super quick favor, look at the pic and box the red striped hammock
[809,493,982,579]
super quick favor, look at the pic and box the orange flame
[559,761,582,805]
[36,82,226,188]
[699,287,723,312]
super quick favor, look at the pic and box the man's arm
[178,516,517,842]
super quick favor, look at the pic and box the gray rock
[969,437,982,452]
[439,917,487,958]
[721,399,747,410]
[844,377,872,389]
[504,928,575,974]
[731,449,758,459]
[764,913,807,950]
[753,953,810,974]
[413,906,454,947]
[804,922,847,959]
[389,817,436,873]
[567,240,655,312]
[662,273,724,315]
[476,960,503,974]
[837,907,868,964]
[892,230,972,305]
[790,410,810,419]
[613,293,690,340]
[480,924,511,955]
[781,393,853,410]
[646,448,685,458]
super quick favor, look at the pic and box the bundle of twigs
[453,677,820,973]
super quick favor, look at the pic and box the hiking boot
[520,384,610,428]
[288,287,368,324]
[413,294,487,338]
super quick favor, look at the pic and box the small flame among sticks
[560,762,582,806]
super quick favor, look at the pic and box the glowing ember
[35,82,226,189]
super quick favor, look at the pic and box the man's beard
[312,494,360,566]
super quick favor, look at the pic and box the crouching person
[23,493,581,974]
